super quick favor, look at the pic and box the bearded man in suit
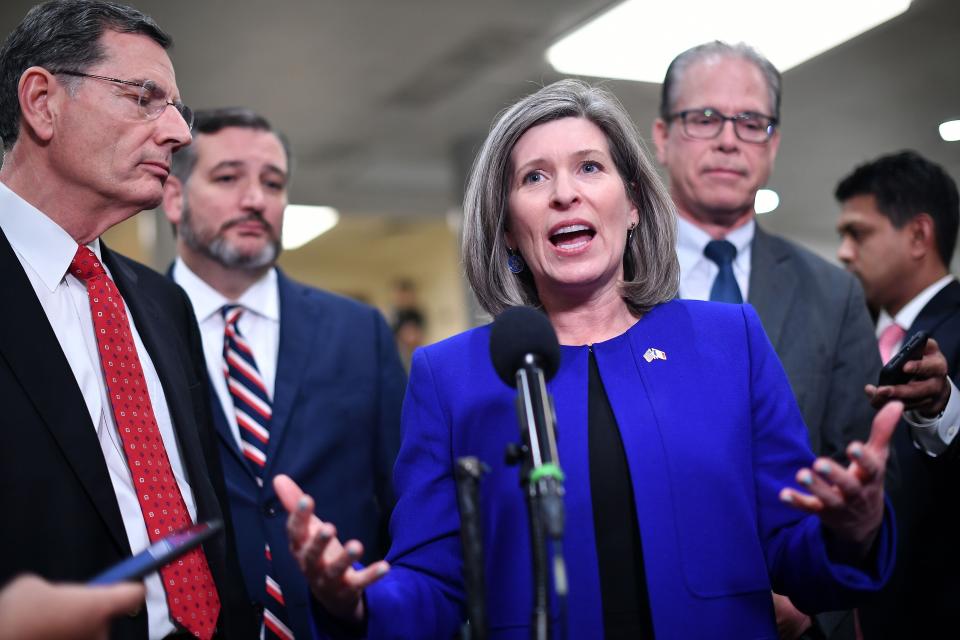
[162,107,406,640]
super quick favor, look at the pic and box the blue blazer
[208,271,407,639]
[362,300,894,639]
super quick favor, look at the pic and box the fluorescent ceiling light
[939,119,960,142]
[547,0,911,83]
[755,189,780,214]
[282,204,339,250]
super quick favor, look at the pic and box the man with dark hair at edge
[835,150,959,638]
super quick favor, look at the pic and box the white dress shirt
[676,215,754,302]
[171,258,280,452]
[876,275,960,456]
[0,181,196,639]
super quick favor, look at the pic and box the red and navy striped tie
[221,305,294,640]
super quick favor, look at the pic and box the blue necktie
[704,239,743,304]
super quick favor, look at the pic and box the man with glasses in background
[0,2,256,638]
[652,42,881,640]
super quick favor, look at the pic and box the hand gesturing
[780,401,903,555]
[273,474,389,622]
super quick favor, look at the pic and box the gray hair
[171,106,293,185]
[462,79,679,317]
[659,41,782,121]
[0,0,171,151]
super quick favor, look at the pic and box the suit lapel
[208,371,252,478]
[907,279,960,338]
[104,247,211,511]
[265,272,325,476]
[747,226,798,349]
[0,231,129,553]
[167,260,251,475]
[595,303,695,612]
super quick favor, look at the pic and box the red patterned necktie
[70,246,220,639]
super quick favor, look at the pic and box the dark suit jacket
[860,278,960,638]
[749,227,882,639]
[749,226,881,462]
[198,271,406,640]
[0,231,257,639]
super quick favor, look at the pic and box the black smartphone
[878,330,929,386]
[88,520,222,585]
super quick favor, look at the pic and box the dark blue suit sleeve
[372,309,407,557]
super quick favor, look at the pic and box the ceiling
[2,0,958,261]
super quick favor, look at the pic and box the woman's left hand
[779,401,903,556]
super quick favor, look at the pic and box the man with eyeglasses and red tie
[651,42,882,640]
[0,2,256,638]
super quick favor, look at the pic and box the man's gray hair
[659,41,782,121]
[0,0,171,151]
[462,79,679,317]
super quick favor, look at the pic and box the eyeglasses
[669,108,777,143]
[51,70,194,130]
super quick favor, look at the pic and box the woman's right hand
[274,474,390,622]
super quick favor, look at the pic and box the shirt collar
[172,257,279,323]
[877,274,957,337]
[0,180,102,291]
[676,215,755,272]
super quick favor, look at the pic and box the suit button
[264,504,278,517]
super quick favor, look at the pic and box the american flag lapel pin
[643,348,667,363]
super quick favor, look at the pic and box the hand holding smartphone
[878,330,929,387]
[88,520,222,585]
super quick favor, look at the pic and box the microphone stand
[505,354,566,640]
[455,457,489,640]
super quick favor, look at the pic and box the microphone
[489,305,564,538]
[490,306,568,640]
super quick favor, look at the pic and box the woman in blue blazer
[276,80,899,639]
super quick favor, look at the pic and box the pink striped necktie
[878,322,906,364]
[220,305,293,640]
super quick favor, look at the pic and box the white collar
[172,257,279,323]
[876,274,956,336]
[0,180,102,290]
[676,215,755,273]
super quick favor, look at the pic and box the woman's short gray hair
[462,79,679,317]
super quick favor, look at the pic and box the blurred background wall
[4,0,957,344]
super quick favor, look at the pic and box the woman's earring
[507,248,525,274]
[627,222,637,243]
